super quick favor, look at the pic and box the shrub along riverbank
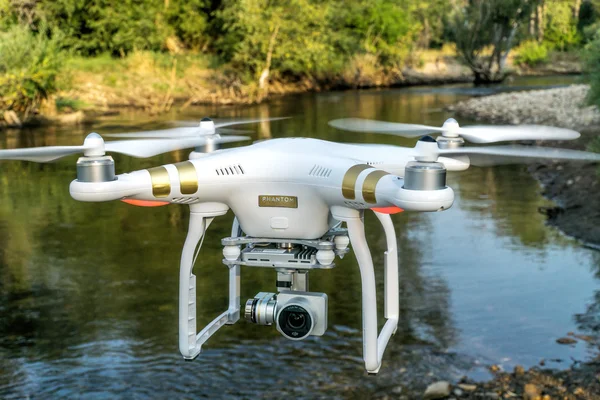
[0,46,586,129]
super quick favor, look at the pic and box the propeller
[0,133,250,163]
[104,116,290,139]
[439,145,600,166]
[329,118,580,144]
[405,136,600,167]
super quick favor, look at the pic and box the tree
[584,26,600,107]
[0,24,64,121]
[0,0,213,56]
[218,0,336,94]
[543,0,582,50]
[452,0,539,84]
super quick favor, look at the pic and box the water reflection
[575,251,600,352]
[1,75,599,398]
[455,166,558,249]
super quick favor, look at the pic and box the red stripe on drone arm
[121,199,170,207]
[371,207,404,214]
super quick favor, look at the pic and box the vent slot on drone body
[309,165,332,178]
[344,201,366,209]
[172,197,200,204]
[215,165,245,176]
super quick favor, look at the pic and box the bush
[543,1,582,51]
[513,40,549,67]
[0,25,64,118]
[584,28,600,108]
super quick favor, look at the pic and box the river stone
[556,337,577,345]
[513,365,525,376]
[457,384,476,392]
[524,383,540,400]
[424,381,451,399]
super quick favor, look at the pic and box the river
[1,76,598,398]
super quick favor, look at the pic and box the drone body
[71,137,458,239]
[2,117,599,374]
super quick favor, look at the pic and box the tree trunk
[529,10,535,36]
[537,2,545,41]
[420,19,431,48]
[258,22,281,99]
[574,0,582,18]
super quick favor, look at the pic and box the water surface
[1,75,599,398]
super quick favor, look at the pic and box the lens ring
[277,304,313,340]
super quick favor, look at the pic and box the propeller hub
[441,118,460,138]
[414,139,440,162]
[83,132,106,157]
[199,117,216,133]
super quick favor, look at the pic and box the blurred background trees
[0,0,599,117]
[451,0,539,83]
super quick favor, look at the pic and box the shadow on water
[0,75,599,398]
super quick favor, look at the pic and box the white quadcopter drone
[1,116,598,374]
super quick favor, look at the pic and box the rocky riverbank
[451,85,600,129]
[382,362,600,399]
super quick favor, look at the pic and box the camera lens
[287,312,306,329]
[277,304,313,340]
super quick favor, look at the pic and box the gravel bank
[451,84,600,129]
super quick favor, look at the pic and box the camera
[245,291,328,340]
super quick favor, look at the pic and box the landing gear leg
[333,207,399,374]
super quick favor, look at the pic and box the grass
[57,51,223,113]
[55,97,90,112]
[43,45,583,118]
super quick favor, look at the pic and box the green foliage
[0,25,64,117]
[217,0,420,82]
[0,0,15,30]
[328,0,418,67]
[584,27,600,108]
[543,1,582,50]
[218,0,338,80]
[39,0,170,55]
[55,97,88,112]
[0,0,212,56]
[0,0,594,98]
[514,40,549,66]
[163,0,211,51]
[578,0,599,36]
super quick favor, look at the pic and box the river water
[1,76,599,399]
